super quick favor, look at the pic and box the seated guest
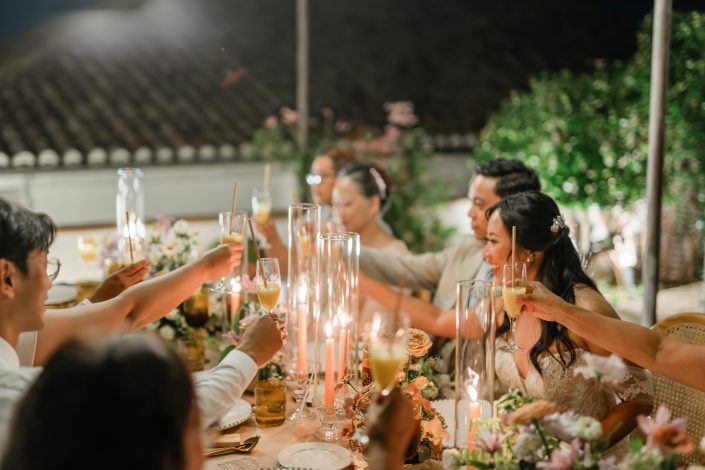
[519,283,705,392]
[257,147,356,273]
[0,199,283,452]
[333,163,408,317]
[358,159,540,317]
[2,334,204,470]
[16,260,149,366]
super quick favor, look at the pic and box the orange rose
[506,400,557,425]
[406,329,432,357]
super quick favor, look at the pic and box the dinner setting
[1,1,705,470]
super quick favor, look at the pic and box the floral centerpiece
[449,354,700,470]
[144,217,220,341]
[344,329,451,463]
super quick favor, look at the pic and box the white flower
[166,309,181,321]
[571,416,602,441]
[574,353,628,384]
[616,448,663,470]
[172,219,189,234]
[158,325,175,341]
[512,430,543,459]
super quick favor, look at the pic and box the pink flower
[476,429,508,454]
[154,214,173,235]
[280,106,300,124]
[384,101,418,127]
[335,120,352,133]
[637,405,695,455]
[226,331,239,346]
[264,115,278,129]
[537,439,581,470]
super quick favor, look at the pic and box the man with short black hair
[360,158,541,310]
[0,199,283,452]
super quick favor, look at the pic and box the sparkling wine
[369,344,407,393]
[502,286,526,318]
[256,284,281,311]
[220,233,243,245]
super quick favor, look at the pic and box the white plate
[46,283,77,306]
[278,442,352,470]
[216,399,252,431]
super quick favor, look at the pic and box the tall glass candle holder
[343,232,360,391]
[286,204,320,419]
[315,232,353,442]
[116,168,146,263]
[454,280,497,449]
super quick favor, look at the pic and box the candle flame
[467,367,480,401]
[467,382,478,402]
[370,316,382,339]
[298,282,307,304]
[325,320,333,338]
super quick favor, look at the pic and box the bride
[395,191,653,451]
[485,191,652,451]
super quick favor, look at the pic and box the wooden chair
[651,312,705,465]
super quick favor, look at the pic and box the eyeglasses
[26,258,61,281]
[305,173,335,186]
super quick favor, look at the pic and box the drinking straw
[511,226,516,287]
[229,181,238,233]
[248,218,268,287]
[392,273,408,334]
[125,211,134,265]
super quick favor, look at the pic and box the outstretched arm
[518,282,705,392]
[35,244,242,365]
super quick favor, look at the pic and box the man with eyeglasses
[0,199,284,452]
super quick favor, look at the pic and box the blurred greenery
[476,12,705,227]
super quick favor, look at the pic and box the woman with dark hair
[1,334,202,470]
[484,191,652,452]
[333,163,409,317]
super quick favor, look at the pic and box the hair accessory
[369,167,387,200]
[550,215,566,233]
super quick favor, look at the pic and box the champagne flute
[256,258,281,315]
[368,311,410,397]
[499,262,527,353]
[213,211,247,293]
[252,188,272,225]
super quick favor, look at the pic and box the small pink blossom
[537,439,581,470]
[280,106,300,124]
[384,101,418,127]
[637,405,694,455]
[264,115,278,129]
[334,120,352,133]
[475,429,508,454]
[154,214,173,235]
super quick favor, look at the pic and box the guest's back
[1,334,202,470]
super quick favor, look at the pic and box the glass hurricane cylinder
[116,168,145,263]
[343,232,360,390]
[315,233,354,442]
[454,280,497,449]
[286,204,321,374]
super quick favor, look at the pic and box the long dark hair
[1,334,195,470]
[488,192,597,374]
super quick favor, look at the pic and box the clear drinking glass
[498,262,527,353]
[256,258,281,314]
[252,188,272,225]
[213,210,247,293]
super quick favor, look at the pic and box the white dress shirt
[0,333,258,453]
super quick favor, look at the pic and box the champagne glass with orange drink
[499,262,527,353]
[256,258,281,315]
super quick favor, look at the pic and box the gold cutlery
[203,435,260,458]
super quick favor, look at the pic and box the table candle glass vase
[116,167,146,263]
[454,280,497,449]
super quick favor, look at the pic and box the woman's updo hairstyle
[337,163,394,214]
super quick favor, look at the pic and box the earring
[526,253,534,264]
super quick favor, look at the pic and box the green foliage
[476,12,705,227]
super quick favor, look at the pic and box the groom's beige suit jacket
[359,235,485,309]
